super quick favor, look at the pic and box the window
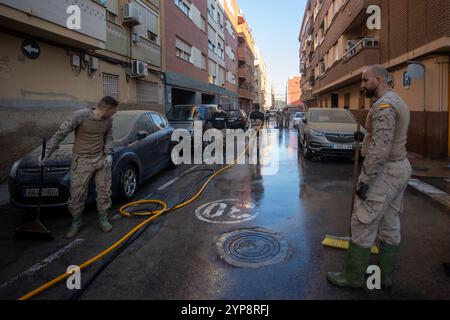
[106,11,117,23]
[176,37,192,63]
[217,42,224,59]
[175,0,190,17]
[208,3,215,19]
[201,17,206,32]
[135,115,154,137]
[102,73,118,100]
[359,91,366,110]
[344,93,351,109]
[148,31,158,44]
[137,80,159,104]
[150,114,167,131]
[201,54,207,70]
[334,43,339,62]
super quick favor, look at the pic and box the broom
[15,137,54,241]
[321,122,379,255]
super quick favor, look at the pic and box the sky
[238,0,307,98]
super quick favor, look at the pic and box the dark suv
[166,104,219,134]
[226,109,248,130]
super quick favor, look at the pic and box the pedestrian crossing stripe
[379,104,392,110]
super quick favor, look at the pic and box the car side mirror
[137,131,149,140]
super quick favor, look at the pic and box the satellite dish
[407,62,425,79]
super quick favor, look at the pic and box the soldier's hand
[356,182,369,200]
[105,155,113,168]
[354,131,365,142]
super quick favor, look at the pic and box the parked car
[227,109,248,130]
[293,112,305,128]
[298,108,366,159]
[166,104,219,134]
[9,111,176,208]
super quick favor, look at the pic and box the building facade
[299,0,450,158]
[236,10,256,113]
[163,0,238,111]
[0,0,164,181]
[288,75,302,105]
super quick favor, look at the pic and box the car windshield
[228,111,240,118]
[167,106,206,121]
[310,110,356,124]
[61,114,137,145]
[295,112,304,118]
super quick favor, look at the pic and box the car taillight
[238,117,245,122]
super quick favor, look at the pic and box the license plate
[333,144,353,150]
[24,188,59,197]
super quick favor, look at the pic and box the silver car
[293,112,304,128]
[298,108,365,159]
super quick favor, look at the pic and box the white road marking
[156,165,201,191]
[195,199,258,224]
[157,177,179,191]
[408,179,450,209]
[0,238,84,290]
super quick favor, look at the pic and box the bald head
[366,65,389,83]
[361,64,390,98]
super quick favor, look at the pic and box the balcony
[343,38,379,62]
[238,66,252,81]
[0,0,107,49]
[312,46,379,94]
[239,85,255,101]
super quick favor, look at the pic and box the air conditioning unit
[131,60,148,78]
[123,2,143,26]
[89,56,99,72]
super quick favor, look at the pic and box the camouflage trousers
[67,153,112,216]
[351,158,412,248]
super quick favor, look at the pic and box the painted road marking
[158,177,179,191]
[408,179,450,209]
[195,199,258,224]
[0,238,84,291]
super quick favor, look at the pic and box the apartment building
[288,76,302,105]
[299,0,450,158]
[236,10,256,113]
[164,0,238,111]
[254,46,272,111]
[0,0,164,180]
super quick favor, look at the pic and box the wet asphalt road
[0,128,449,300]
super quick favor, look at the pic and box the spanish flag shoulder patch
[378,103,392,110]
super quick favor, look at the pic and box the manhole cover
[214,228,288,268]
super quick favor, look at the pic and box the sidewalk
[408,152,450,179]
[407,153,450,209]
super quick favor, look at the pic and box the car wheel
[120,165,138,199]
[303,141,313,159]
[168,143,179,169]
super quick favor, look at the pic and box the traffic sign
[21,39,40,59]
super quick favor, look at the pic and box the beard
[365,88,376,98]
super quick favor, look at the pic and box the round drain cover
[214,228,288,268]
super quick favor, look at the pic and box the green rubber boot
[66,214,82,239]
[379,241,399,289]
[327,242,371,288]
[98,210,112,233]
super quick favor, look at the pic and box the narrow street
[1,127,449,300]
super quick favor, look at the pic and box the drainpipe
[407,61,426,157]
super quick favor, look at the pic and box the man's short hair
[369,64,389,82]
[99,96,119,109]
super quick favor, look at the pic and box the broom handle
[350,122,361,237]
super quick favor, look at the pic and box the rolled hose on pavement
[18,126,263,300]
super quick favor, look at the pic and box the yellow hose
[18,126,262,300]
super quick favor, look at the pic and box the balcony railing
[343,38,379,62]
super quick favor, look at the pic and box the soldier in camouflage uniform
[327,65,412,289]
[40,96,118,239]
